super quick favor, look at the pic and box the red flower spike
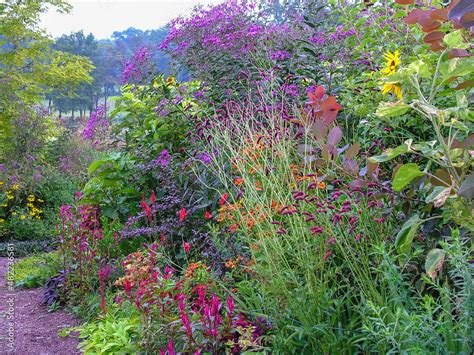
[150,191,156,204]
[179,208,187,221]
[183,241,190,253]
[205,211,213,219]
[220,193,228,206]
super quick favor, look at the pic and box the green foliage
[0,0,93,150]
[77,304,141,354]
[14,252,62,288]
[83,75,208,219]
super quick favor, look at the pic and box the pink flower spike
[150,191,156,204]
[179,208,187,221]
[205,211,213,219]
[323,250,332,261]
[183,241,190,253]
[310,226,325,234]
[167,338,176,355]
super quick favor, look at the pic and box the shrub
[77,303,141,354]
[14,252,62,288]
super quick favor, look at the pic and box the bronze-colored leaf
[448,48,470,58]
[423,31,445,44]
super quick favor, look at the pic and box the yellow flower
[0,181,4,185]
[27,203,34,208]
[166,76,176,85]
[6,194,14,200]
[27,195,35,202]
[12,184,20,190]
[38,198,44,203]
[381,50,401,76]
[20,215,26,220]
[382,83,403,100]
[0,219,4,223]
[2,203,7,207]
[12,212,17,216]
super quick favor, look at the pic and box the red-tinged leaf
[405,9,427,24]
[430,41,446,51]
[430,8,449,21]
[458,175,474,200]
[348,180,367,189]
[451,138,463,149]
[327,126,343,147]
[312,119,329,140]
[420,18,441,32]
[321,145,331,161]
[314,85,326,99]
[448,0,461,12]
[430,169,451,187]
[345,143,361,160]
[461,134,474,148]
[321,110,338,124]
[459,11,474,29]
[343,159,359,175]
[423,31,445,44]
[449,48,470,58]
[395,0,414,4]
[449,0,474,20]
[320,96,339,111]
[367,161,379,175]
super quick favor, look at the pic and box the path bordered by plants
[0,258,80,354]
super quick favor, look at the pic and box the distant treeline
[47,27,171,118]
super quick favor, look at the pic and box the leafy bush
[14,252,62,288]
[76,304,141,354]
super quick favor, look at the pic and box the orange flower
[234,178,244,186]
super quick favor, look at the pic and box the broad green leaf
[407,59,431,78]
[443,30,467,49]
[369,141,410,163]
[392,163,425,191]
[426,186,451,207]
[88,160,107,173]
[375,101,410,118]
[425,248,446,280]
[395,214,421,255]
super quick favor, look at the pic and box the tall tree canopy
[0,0,93,152]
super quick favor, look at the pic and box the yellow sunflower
[166,76,176,86]
[382,83,403,100]
[381,50,401,76]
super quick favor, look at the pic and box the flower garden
[0,0,473,353]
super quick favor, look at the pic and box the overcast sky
[40,0,222,39]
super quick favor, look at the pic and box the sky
[40,0,222,39]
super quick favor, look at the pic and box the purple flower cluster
[155,150,171,167]
[82,105,109,144]
[121,46,153,84]
[159,1,263,57]
[270,49,292,61]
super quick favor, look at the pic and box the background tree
[0,0,93,154]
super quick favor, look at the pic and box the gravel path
[0,257,80,354]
